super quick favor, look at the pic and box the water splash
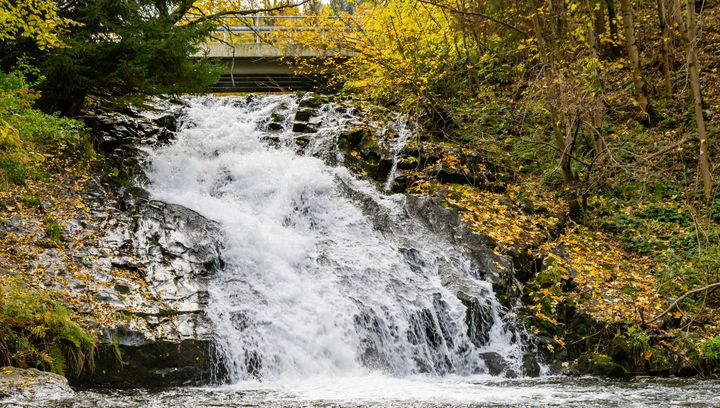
[144,94,526,382]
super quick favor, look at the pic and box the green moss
[701,335,720,372]
[580,353,631,378]
[43,217,63,244]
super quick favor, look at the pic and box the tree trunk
[619,0,656,124]
[670,0,686,44]
[594,0,607,44]
[657,0,673,97]
[686,0,712,199]
[605,0,622,57]
[585,0,607,162]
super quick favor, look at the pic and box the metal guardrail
[186,15,337,88]
[186,15,325,44]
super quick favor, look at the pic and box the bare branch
[185,1,311,26]
[645,137,692,161]
[416,0,529,37]
[649,281,720,323]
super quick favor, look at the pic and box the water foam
[144,95,525,383]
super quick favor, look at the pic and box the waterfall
[144,95,527,383]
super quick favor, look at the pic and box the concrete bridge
[193,15,344,92]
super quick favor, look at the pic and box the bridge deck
[193,15,345,92]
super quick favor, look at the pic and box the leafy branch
[182,0,311,26]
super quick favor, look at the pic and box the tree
[292,0,465,116]
[530,0,582,218]
[0,0,77,50]
[32,1,221,115]
[619,0,656,123]
[685,0,711,199]
[656,0,673,97]
[1,1,304,115]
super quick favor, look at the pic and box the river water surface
[6,376,720,407]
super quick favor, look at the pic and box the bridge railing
[186,15,330,45]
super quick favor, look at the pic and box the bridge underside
[210,57,335,93]
[198,43,342,93]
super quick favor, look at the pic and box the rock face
[75,197,225,387]
[69,102,226,386]
[0,367,73,401]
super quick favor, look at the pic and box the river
[7,376,719,407]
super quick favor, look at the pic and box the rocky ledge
[0,367,73,401]
[0,100,225,387]
[77,103,225,386]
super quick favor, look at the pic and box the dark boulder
[480,352,508,376]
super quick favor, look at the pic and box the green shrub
[43,217,63,244]
[0,69,93,190]
[0,279,96,377]
[702,335,720,372]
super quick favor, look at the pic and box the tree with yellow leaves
[290,0,465,117]
[0,0,77,49]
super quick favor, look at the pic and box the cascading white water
[382,116,413,191]
[144,94,526,383]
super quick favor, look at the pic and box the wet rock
[55,197,225,387]
[337,127,396,183]
[261,135,281,148]
[107,199,224,313]
[0,367,73,401]
[294,108,314,123]
[76,340,221,387]
[436,163,471,185]
[579,353,630,379]
[338,127,369,148]
[80,102,182,186]
[480,352,508,376]
[297,92,330,109]
[522,353,541,377]
[405,195,508,285]
[292,112,319,133]
[152,112,177,133]
[260,103,290,133]
[291,93,334,134]
[118,186,150,211]
[295,136,310,147]
[24,105,228,387]
[390,173,409,193]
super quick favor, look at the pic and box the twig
[416,0,529,36]
[644,137,691,161]
[185,1,311,26]
[649,281,720,323]
[519,139,591,167]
